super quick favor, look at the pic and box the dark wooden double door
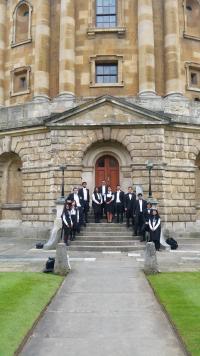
[95,155,119,191]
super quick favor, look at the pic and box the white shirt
[74,193,81,207]
[116,191,121,203]
[129,194,132,200]
[149,218,160,231]
[83,187,87,201]
[139,199,143,212]
[102,185,106,195]
[63,212,72,227]
[92,193,102,205]
[70,208,76,215]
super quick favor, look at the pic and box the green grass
[148,272,200,356]
[0,272,63,356]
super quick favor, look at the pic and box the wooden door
[95,155,119,191]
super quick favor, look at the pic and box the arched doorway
[0,152,22,220]
[95,155,119,191]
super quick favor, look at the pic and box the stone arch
[185,0,200,38]
[82,140,133,192]
[12,0,33,45]
[0,152,22,220]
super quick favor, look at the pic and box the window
[12,1,33,47]
[87,0,125,37]
[183,0,200,40]
[10,66,31,96]
[185,62,200,92]
[90,55,124,87]
[96,63,118,83]
[96,0,117,28]
[191,72,198,85]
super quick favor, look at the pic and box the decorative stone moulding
[87,26,126,38]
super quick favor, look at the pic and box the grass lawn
[0,272,63,356]
[148,272,200,356]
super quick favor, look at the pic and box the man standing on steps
[67,187,84,227]
[133,193,147,238]
[98,180,108,219]
[78,182,90,224]
[114,185,125,223]
[124,186,136,228]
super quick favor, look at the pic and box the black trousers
[134,212,144,235]
[115,203,124,222]
[63,226,71,244]
[101,201,107,218]
[126,209,134,227]
[82,201,89,223]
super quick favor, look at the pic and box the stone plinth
[144,242,159,274]
[54,242,70,276]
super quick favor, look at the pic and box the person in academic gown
[105,186,115,223]
[98,180,108,219]
[78,181,90,224]
[114,185,125,223]
[141,201,152,241]
[61,201,73,246]
[124,186,136,228]
[149,208,161,251]
[70,200,79,240]
[134,193,147,236]
[67,187,84,227]
[92,187,103,223]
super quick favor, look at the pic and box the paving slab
[20,255,186,356]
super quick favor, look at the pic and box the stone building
[0,0,200,234]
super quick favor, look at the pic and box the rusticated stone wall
[0,120,199,231]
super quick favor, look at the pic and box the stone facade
[0,0,200,234]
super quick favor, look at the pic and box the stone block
[54,242,71,276]
[144,242,159,275]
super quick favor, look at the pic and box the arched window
[184,0,200,39]
[12,1,33,46]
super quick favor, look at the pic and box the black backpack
[166,237,178,250]
[43,257,55,273]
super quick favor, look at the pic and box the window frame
[96,0,117,29]
[87,0,125,37]
[90,55,124,87]
[11,0,33,47]
[10,66,31,97]
[185,62,200,92]
[183,0,200,41]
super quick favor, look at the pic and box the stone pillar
[164,0,182,97]
[33,0,50,102]
[58,0,75,102]
[0,0,6,107]
[138,0,156,96]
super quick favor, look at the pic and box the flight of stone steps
[69,211,143,252]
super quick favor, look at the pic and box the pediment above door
[44,95,171,128]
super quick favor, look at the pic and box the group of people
[61,180,161,251]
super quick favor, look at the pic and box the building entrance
[95,155,119,191]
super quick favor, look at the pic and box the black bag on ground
[166,237,178,250]
[43,257,55,273]
[36,242,44,249]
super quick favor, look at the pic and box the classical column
[138,0,156,96]
[164,0,182,97]
[0,0,6,107]
[33,0,50,101]
[58,0,75,100]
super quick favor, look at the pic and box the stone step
[68,244,145,252]
[76,235,139,241]
[71,240,140,246]
[79,231,133,236]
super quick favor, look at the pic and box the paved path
[20,254,186,356]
